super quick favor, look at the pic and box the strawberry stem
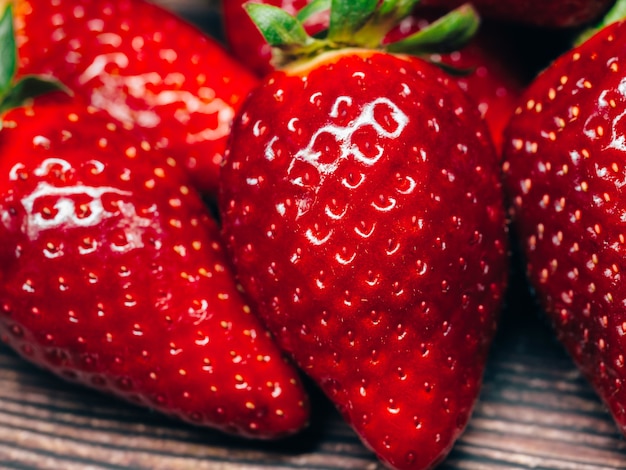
[245,0,480,69]
[350,0,423,47]
[328,0,378,43]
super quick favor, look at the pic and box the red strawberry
[385,14,523,153]
[13,0,259,197]
[221,0,522,153]
[0,4,309,439]
[219,3,509,468]
[0,100,310,438]
[502,3,626,437]
[419,0,615,28]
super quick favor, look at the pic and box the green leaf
[0,3,71,120]
[378,0,421,19]
[386,3,480,54]
[296,0,330,23]
[0,75,70,114]
[328,0,378,42]
[350,0,421,48]
[0,3,16,97]
[377,0,400,16]
[428,59,475,76]
[244,3,313,47]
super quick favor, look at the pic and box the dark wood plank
[3,277,625,469]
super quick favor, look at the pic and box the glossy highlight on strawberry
[0,100,309,439]
[503,16,626,437]
[220,28,509,467]
[14,0,259,197]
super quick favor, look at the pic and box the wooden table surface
[2,1,626,469]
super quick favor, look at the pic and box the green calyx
[245,0,480,68]
[0,3,68,123]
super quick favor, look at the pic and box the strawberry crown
[245,0,480,68]
[0,3,67,122]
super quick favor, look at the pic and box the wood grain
[2,0,626,468]
[3,266,626,469]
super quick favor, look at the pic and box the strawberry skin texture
[14,0,259,197]
[0,101,309,439]
[503,20,626,435]
[419,0,614,28]
[219,51,509,469]
[386,15,523,154]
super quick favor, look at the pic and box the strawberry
[419,0,615,28]
[502,1,626,438]
[219,2,509,468]
[221,0,522,153]
[0,100,310,438]
[0,5,309,439]
[13,0,259,197]
[385,14,523,153]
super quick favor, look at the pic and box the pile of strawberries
[1,0,626,468]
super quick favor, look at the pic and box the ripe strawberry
[219,2,509,468]
[0,5,309,439]
[0,100,310,438]
[419,0,615,28]
[385,14,523,153]
[221,0,522,153]
[502,3,626,437]
[13,0,259,197]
